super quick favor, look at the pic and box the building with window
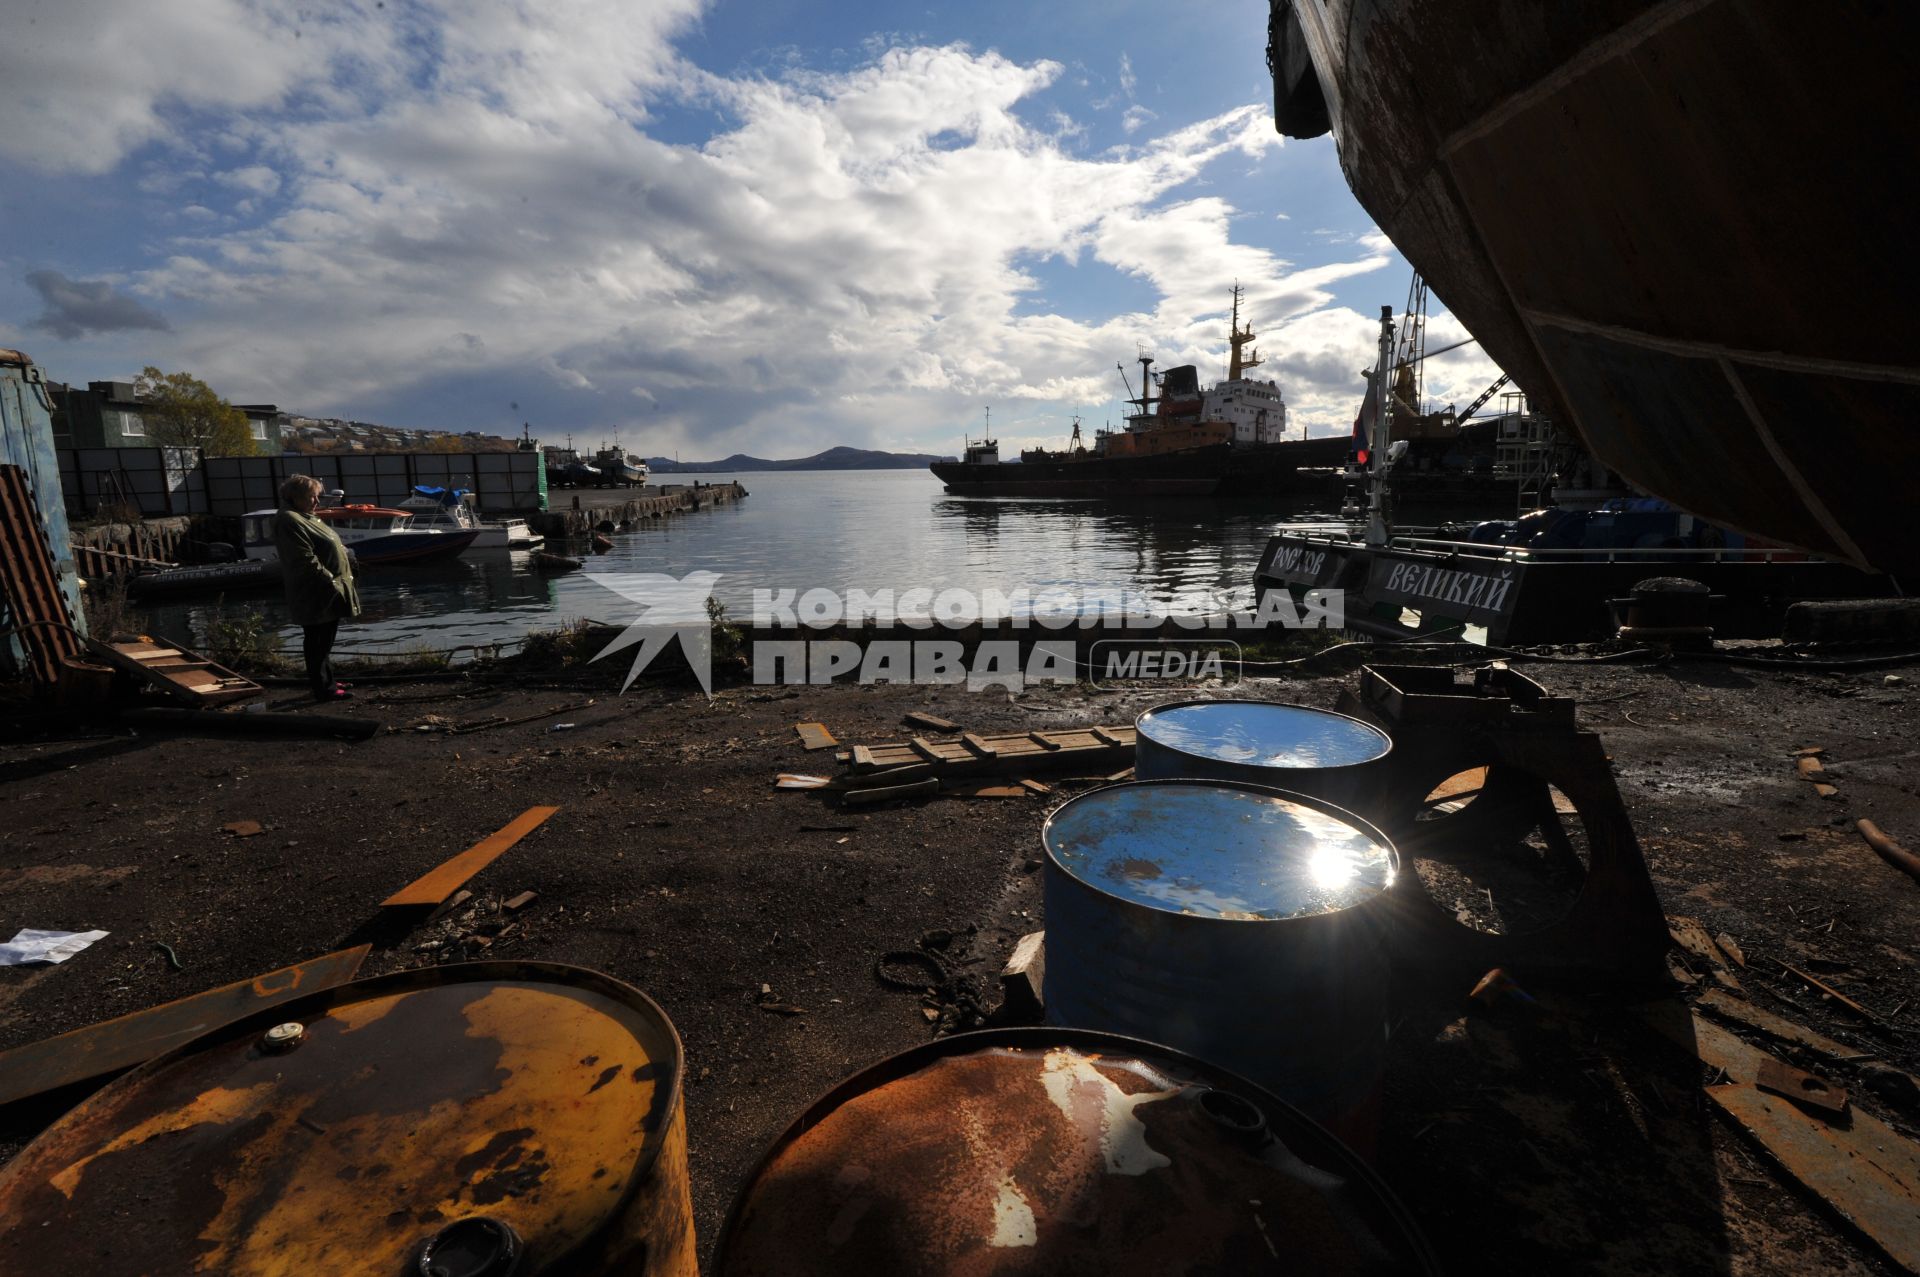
[50,380,148,447]
[233,404,286,452]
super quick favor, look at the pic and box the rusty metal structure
[0,963,695,1276]
[1267,1,1919,579]
[1040,780,1397,1146]
[1340,664,1670,985]
[713,1029,1438,1275]
[1132,700,1393,813]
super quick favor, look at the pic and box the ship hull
[1254,531,1892,647]
[930,438,1347,498]
[1271,0,1919,577]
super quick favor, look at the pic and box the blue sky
[0,0,1502,458]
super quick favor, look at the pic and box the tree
[133,367,257,457]
[423,433,465,454]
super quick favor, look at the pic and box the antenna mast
[1227,284,1261,382]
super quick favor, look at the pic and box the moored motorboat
[397,486,544,549]
[126,558,282,599]
[594,445,649,487]
[241,505,479,566]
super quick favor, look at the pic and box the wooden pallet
[91,635,263,707]
[838,724,1136,781]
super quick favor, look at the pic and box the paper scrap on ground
[776,774,831,789]
[0,929,110,966]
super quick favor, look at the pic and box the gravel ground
[1,650,1915,1274]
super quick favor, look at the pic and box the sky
[0,0,1506,460]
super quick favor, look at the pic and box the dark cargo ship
[1267,0,1919,579]
[930,289,1347,497]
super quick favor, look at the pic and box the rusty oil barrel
[0,962,695,1276]
[712,1028,1437,1276]
[1133,699,1393,815]
[1041,779,1397,1149]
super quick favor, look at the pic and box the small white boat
[398,487,545,550]
[241,504,480,565]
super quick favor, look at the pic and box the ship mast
[1226,284,1261,382]
[1117,352,1157,430]
[1364,305,1397,546]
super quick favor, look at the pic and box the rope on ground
[873,948,991,1028]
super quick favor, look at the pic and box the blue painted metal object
[1042,779,1397,1148]
[0,349,86,674]
[1134,700,1392,814]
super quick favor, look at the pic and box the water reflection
[133,470,1357,654]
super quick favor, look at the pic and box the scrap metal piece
[0,947,369,1109]
[1755,1057,1849,1118]
[1707,1083,1920,1273]
[1345,664,1669,986]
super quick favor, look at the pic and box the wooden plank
[905,711,960,733]
[1707,1083,1920,1272]
[963,732,1001,758]
[850,745,878,772]
[0,947,370,1108]
[91,634,262,707]
[909,736,944,763]
[1027,731,1062,751]
[1696,989,1872,1063]
[381,806,561,908]
[1779,962,1880,1022]
[1668,915,1741,991]
[795,722,838,751]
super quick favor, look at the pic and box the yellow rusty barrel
[0,962,694,1276]
[713,1028,1438,1276]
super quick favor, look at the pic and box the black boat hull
[930,437,1347,498]
[1270,0,1920,577]
[1254,532,1892,646]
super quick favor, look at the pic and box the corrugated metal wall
[1,355,88,665]
[56,449,547,518]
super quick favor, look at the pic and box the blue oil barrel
[1133,700,1392,815]
[1042,779,1397,1149]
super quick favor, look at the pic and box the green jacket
[274,509,361,626]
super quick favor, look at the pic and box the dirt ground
[1,647,1916,1274]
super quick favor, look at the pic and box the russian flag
[1351,378,1378,466]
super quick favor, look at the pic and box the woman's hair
[279,473,324,505]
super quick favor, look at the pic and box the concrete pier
[530,481,747,539]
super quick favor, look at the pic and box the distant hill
[645,446,951,473]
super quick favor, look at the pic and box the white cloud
[1121,105,1157,134]
[6,8,1412,449]
[1118,52,1137,98]
[216,165,281,197]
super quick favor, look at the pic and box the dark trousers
[302,621,339,699]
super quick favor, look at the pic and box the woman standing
[273,474,361,701]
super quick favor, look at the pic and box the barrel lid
[1044,780,1394,920]
[0,963,681,1276]
[716,1034,1434,1275]
[1136,701,1390,769]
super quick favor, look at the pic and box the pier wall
[532,482,747,538]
